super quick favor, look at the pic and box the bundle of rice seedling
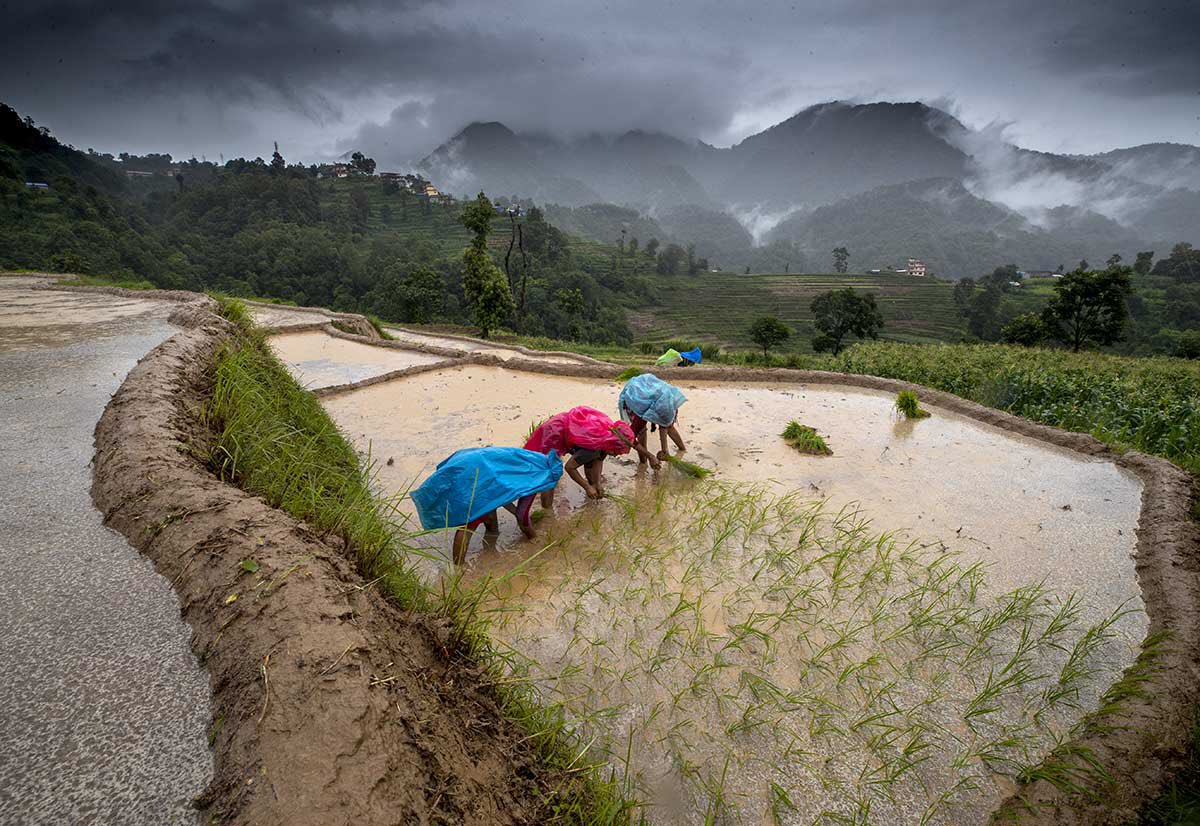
[895,390,931,420]
[665,454,713,478]
[614,366,644,382]
[530,508,548,524]
[782,421,832,455]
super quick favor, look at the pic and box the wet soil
[0,282,211,824]
[384,326,600,366]
[267,329,446,389]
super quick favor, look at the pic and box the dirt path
[0,279,211,824]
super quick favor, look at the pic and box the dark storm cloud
[0,0,1196,164]
[1038,0,1200,97]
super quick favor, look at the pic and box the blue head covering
[411,447,563,530]
[618,373,688,428]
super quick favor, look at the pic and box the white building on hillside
[907,258,927,277]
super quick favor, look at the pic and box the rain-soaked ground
[0,278,211,824]
[267,328,447,389]
[311,354,1145,824]
[382,325,594,365]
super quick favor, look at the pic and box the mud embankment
[89,298,568,824]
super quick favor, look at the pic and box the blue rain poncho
[679,347,702,364]
[618,373,688,428]
[411,447,563,530]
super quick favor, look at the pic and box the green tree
[349,151,376,175]
[832,246,849,274]
[459,192,495,247]
[462,247,514,337]
[748,316,790,358]
[1106,253,1122,268]
[1134,250,1155,275]
[810,288,884,354]
[644,237,659,258]
[1040,266,1134,352]
[270,142,286,176]
[1000,313,1048,347]
[459,193,514,337]
[1151,243,1200,282]
[366,263,444,323]
[656,243,686,275]
[965,286,1003,340]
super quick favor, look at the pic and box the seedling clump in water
[475,481,1135,825]
[895,389,932,420]
[781,420,832,455]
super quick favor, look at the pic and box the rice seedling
[665,454,713,478]
[615,366,644,382]
[894,390,931,420]
[781,420,833,455]
[468,479,1139,825]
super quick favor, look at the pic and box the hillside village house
[906,258,927,277]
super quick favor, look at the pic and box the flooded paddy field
[383,325,592,365]
[0,278,166,350]
[266,329,447,389]
[313,360,1146,825]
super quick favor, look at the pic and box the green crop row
[834,341,1200,473]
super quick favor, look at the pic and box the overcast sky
[2,0,1197,168]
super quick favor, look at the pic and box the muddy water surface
[267,329,447,389]
[0,282,165,350]
[383,326,590,365]
[319,363,1146,825]
[0,280,211,824]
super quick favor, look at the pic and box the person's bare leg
[658,426,670,459]
[452,527,472,565]
[637,428,649,464]
[667,422,686,451]
[541,484,556,508]
[483,510,500,533]
[586,457,605,496]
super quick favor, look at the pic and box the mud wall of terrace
[84,294,570,825]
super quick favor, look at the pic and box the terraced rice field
[633,273,965,352]
[303,349,1145,825]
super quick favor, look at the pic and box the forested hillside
[0,104,641,344]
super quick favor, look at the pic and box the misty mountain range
[419,101,1200,277]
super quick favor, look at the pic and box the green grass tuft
[366,314,396,340]
[781,421,832,455]
[895,389,932,420]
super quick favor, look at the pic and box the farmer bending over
[411,446,563,565]
[618,373,688,461]
[524,406,658,504]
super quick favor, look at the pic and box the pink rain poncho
[524,406,635,456]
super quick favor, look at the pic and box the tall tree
[270,142,286,176]
[832,246,850,274]
[1041,266,1134,352]
[748,316,790,358]
[810,288,884,354]
[459,192,514,337]
[1134,250,1155,275]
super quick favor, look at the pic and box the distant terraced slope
[631,272,965,351]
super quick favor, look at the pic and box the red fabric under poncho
[524,406,635,455]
